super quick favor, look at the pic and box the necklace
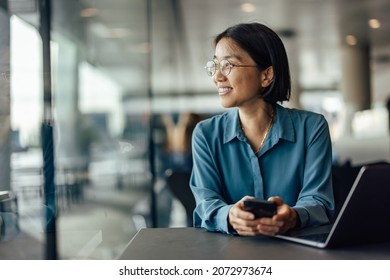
[255,109,274,154]
[241,107,275,154]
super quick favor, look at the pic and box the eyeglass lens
[205,60,232,76]
[205,61,216,76]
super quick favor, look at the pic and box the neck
[239,103,275,132]
[239,103,276,154]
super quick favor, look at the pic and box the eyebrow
[213,54,243,61]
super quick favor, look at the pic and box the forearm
[193,202,232,233]
[293,202,330,228]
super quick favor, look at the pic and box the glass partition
[0,0,171,260]
[50,0,153,259]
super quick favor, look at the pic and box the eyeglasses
[204,59,257,77]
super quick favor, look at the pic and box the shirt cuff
[293,206,309,229]
[218,205,235,234]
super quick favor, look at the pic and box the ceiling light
[105,28,132,39]
[127,43,151,54]
[368,19,381,29]
[90,23,131,39]
[80,8,99,18]
[241,3,256,13]
[345,35,357,46]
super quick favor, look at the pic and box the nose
[213,67,227,84]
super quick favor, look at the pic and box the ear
[260,66,274,87]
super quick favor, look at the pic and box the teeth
[218,87,232,93]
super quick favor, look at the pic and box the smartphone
[243,198,277,218]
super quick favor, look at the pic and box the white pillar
[288,76,302,109]
[340,45,371,136]
[53,36,84,168]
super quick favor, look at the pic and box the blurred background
[0,0,389,259]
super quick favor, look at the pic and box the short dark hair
[214,22,291,104]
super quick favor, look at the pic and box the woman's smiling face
[213,37,267,109]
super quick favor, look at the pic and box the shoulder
[192,110,236,147]
[194,110,231,133]
[279,105,327,126]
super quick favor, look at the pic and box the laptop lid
[275,164,390,248]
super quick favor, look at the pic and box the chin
[219,97,235,109]
[220,102,234,109]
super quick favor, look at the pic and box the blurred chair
[331,161,390,221]
[331,165,361,220]
[165,170,195,227]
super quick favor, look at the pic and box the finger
[230,205,255,220]
[268,196,283,206]
[257,223,280,236]
[233,224,261,236]
[259,217,283,227]
[257,218,284,235]
[273,205,292,222]
[230,214,262,232]
[241,195,255,201]
[237,210,255,220]
[231,216,260,229]
[231,204,255,220]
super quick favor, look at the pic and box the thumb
[268,196,284,206]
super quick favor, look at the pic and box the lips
[218,87,233,96]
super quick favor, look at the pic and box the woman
[190,22,334,236]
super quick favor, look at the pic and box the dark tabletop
[118,227,390,260]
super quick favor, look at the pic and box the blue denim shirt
[190,104,335,234]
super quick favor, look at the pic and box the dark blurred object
[331,165,361,220]
[331,161,390,220]
[158,112,204,227]
[166,170,195,227]
[161,112,204,172]
[11,130,28,153]
[0,191,19,241]
[41,122,57,259]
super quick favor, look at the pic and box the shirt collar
[223,104,296,144]
[223,108,240,144]
[273,103,295,143]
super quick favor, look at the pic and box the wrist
[292,208,300,229]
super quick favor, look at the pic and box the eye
[204,61,217,76]
[220,60,233,76]
[220,60,231,68]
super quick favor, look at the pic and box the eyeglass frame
[204,59,258,77]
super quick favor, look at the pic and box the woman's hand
[228,196,298,236]
[256,196,298,236]
[228,196,260,236]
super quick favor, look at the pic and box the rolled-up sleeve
[293,115,335,228]
[190,123,233,234]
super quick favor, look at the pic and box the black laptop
[275,164,390,248]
